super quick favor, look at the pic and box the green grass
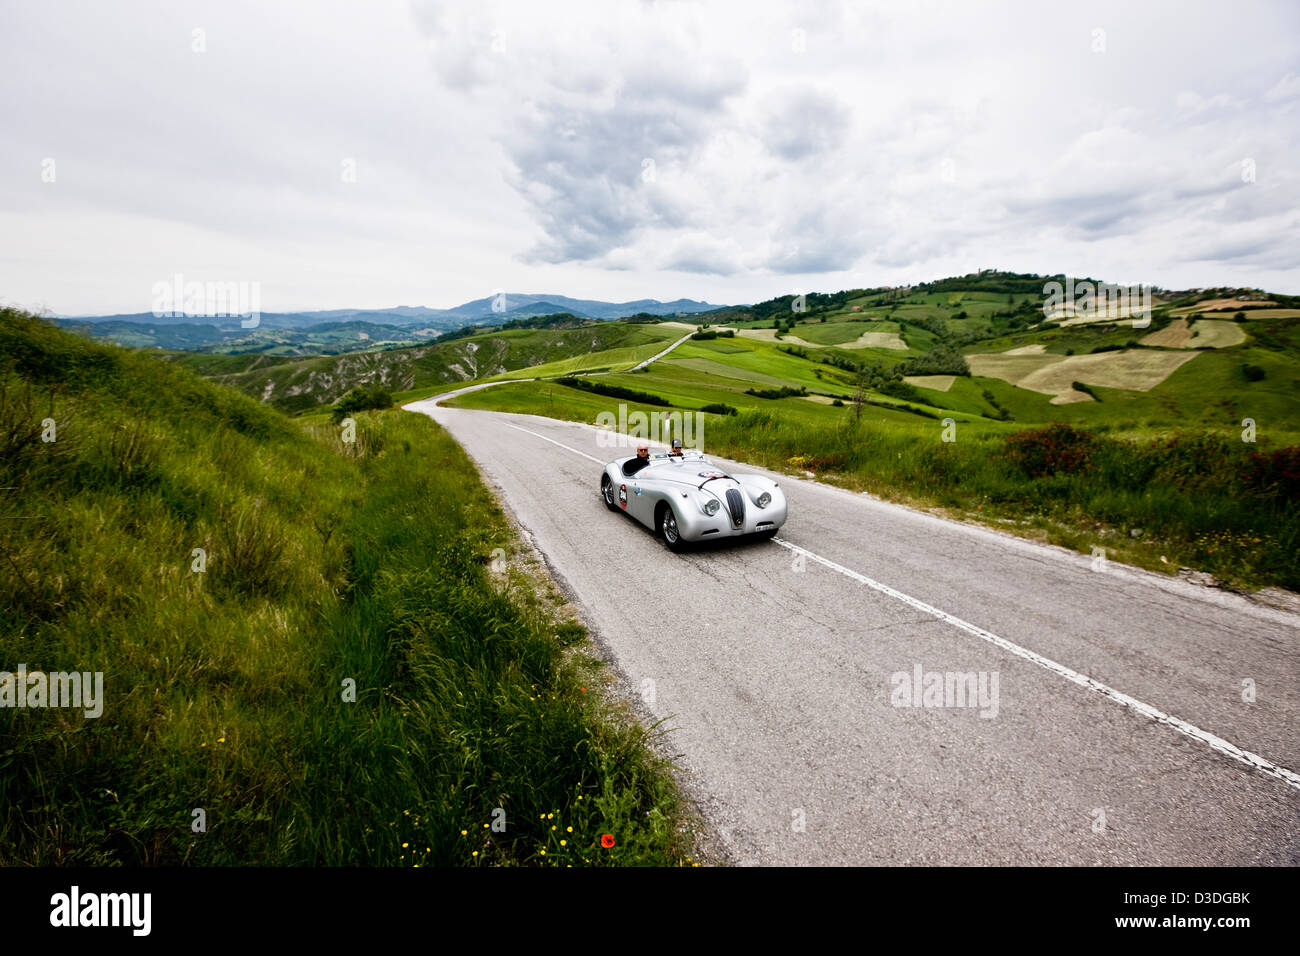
[697,414,1300,591]
[0,308,692,866]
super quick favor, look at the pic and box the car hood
[638,461,733,486]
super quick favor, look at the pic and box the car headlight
[703,498,721,516]
[756,491,771,509]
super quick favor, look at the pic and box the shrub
[555,377,669,407]
[878,380,926,404]
[1003,423,1097,478]
[699,403,738,416]
[1242,364,1266,381]
[331,385,393,423]
[1241,446,1300,501]
[900,346,970,377]
[744,385,807,399]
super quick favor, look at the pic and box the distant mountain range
[59,294,722,328]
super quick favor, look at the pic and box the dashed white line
[773,537,1300,793]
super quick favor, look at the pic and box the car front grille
[725,488,745,528]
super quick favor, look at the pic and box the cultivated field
[1140,318,1246,349]
[968,349,1202,402]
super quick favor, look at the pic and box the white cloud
[1,0,1298,315]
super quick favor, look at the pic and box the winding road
[405,391,1300,865]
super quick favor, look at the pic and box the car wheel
[659,504,687,552]
[756,528,778,540]
[601,476,619,512]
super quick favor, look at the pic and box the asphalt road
[406,393,1300,865]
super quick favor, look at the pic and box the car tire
[659,503,687,553]
[755,528,778,540]
[601,476,619,512]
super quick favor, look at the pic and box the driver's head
[671,439,683,455]
[636,443,649,458]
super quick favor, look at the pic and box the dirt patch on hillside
[1141,318,1195,348]
[839,331,907,350]
[1022,351,1200,396]
[735,329,820,348]
[1173,297,1275,314]
[903,375,956,392]
[1141,318,1245,349]
[970,349,1200,401]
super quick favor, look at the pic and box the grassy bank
[704,413,1299,591]
[0,309,692,866]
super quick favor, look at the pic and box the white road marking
[478,413,1300,794]
[504,422,604,464]
[773,537,1300,793]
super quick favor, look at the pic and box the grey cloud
[505,62,746,263]
[760,88,850,161]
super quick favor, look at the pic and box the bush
[555,376,669,407]
[331,385,393,423]
[1003,423,1098,478]
[744,385,807,400]
[1242,364,1266,381]
[699,403,738,416]
[899,345,970,377]
[878,380,926,404]
[1242,446,1300,501]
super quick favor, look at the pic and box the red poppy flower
[600,833,615,848]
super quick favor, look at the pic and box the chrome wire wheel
[661,505,686,552]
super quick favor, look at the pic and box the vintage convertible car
[600,449,787,551]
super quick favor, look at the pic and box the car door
[624,469,656,527]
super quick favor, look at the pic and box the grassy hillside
[0,308,692,866]
[197,321,681,414]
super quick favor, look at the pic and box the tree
[851,365,870,421]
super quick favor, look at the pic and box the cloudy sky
[2,0,1297,315]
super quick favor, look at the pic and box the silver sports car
[600,449,787,551]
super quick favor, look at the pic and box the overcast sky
[2,0,1297,315]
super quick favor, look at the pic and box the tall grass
[705,410,1299,590]
[0,308,691,865]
